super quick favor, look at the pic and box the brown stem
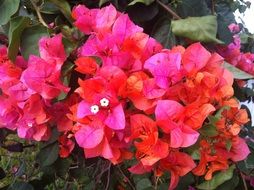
[154,175,159,190]
[240,172,248,190]
[156,0,181,20]
[105,163,111,190]
[30,0,48,28]
[117,165,135,190]
[211,0,215,15]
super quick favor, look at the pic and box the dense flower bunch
[0,4,251,190]
[0,34,71,141]
[217,23,254,75]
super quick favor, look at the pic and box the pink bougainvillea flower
[84,136,114,159]
[142,78,166,99]
[20,34,69,100]
[58,135,75,158]
[80,33,140,71]
[192,140,230,180]
[112,14,143,42]
[72,5,96,34]
[130,114,169,166]
[17,123,51,141]
[183,103,215,130]
[39,34,66,68]
[49,102,73,132]
[72,4,117,35]
[230,137,250,162]
[16,94,51,141]
[0,47,22,89]
[76,66,126,130]
[75,56,98,75]
[128,162,153,174]
[228,23,240,33]
[155,100,199,148]
[5,81,34,102]
[120,72,160,113]
[238,53,254,75]
[95,65,127,93]
[75,121,104,149]
[77,97,125,130]
[182,42,211,75]
[0,97,21,130]
[21,55,69,99]
[144,52,182,89]
[159,150,196,190]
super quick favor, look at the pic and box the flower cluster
[0,34,70,141]
[0,4,251,190]
[217,23,254,75]
[69,4,250,189]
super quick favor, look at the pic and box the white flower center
[100,98,109,107]
[27,122,33,127]
[90,105,99,114]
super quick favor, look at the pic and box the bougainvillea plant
[0,0,254,190]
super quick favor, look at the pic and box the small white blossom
[100,98,109,107]
[27,122,33,127]
[90,105,99,114]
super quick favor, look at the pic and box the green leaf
[47,0,72,23]
[196,165,235,190]
[136,178,153,190]
[15,161,26,177]
[158,183,168,190]
[58,61,74,100]
[62,37,77,57]
[99,0,110,7]
[8,16,30,61]
[216,172,239,190]
[214,106,230,120]
[127,1,159,22]
[247,140,254,150]
[151,18,176,48]
[36,142,59,167]
[176,173,195,190]
[199,124,218,137]
[171,15,223,44]
[244,152,254,169]
[0,167,6,179]
[217,15,233,45]
[69,168,90,183]
[54,158,72,178]
[225,139,232,151]
[176,0,210,17]
[0,0,20,25]
[223,62,254,79]
[207,106,230,124]
[129,0,155,6]
[8,181,34,190]
[20,25,49,60]
[42,128,59,148]
[41,1,60,14]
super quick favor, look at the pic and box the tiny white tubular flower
[90,105,99,114]
[100,98,109,107]
[27,122,33,127]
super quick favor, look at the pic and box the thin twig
[156,0,181,20]
[30,0,48,28]
[105,163,111,190]
[211,0,215,15]
[240,172,248,190]
[93,161,111,190]
[117,165,135,190]
[154,175,159,190]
